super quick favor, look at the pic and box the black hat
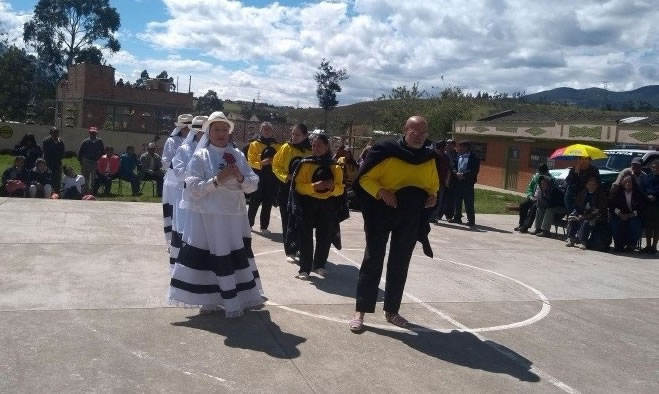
[631,157,642,165]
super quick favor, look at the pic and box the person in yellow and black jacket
[247,122,282,233]
[285,134,345,279]
[348,116,439,333]
[272,123,312,261]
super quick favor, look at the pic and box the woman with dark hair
[272,123,312,262]
[609,175,644,252]
[2,156,28,197]
[286,134,344,279]
[14,133,43,170]
[640,160,659,254]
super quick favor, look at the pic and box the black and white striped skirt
[168,212,264,317]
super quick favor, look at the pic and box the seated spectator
[119,146,142,196]
[609,175,643,252]
[566,177,609,249]
[61,166,85,200]
[529,175,565,237]
[610,157,646,194]
[95,146,120,195]
[13,133,43,171]
[2,156,28,197]
[28,158,53,198]
[564,157,600,213]
[516,163,551,232]
[139,142,164,197]
[640,160,659,254]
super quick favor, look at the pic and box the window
[471,142,487,161]
[529,148,553,169]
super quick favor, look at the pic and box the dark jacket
[119,152,139,177]
[13,144,43,170]
[537,182,564,209]
[609,186,643,215]
[566,165,601,195]
[575,188,608,222]
[29,169,53,186]
[457,151,480,184]
[434,151,451,188]
[2,166,28,185]
[78,138,105,161]
[42,136,65,169]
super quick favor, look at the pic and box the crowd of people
[162,112,459,331]
[1,127,167,199]
[515,157,659,254]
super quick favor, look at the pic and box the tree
[376,83,428,133]
[195,90,224,115]
[134,69,149,88]
[314,58,348,132]
[156,70,175,91]
[0,46,35,122]
[23,0,121,72]
[74,46,103,64]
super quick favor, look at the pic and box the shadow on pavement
[366,326,540,383]
[308,261,384,301]
[253,230,284,243]
[433,222,513,234]
[172,309,306,359]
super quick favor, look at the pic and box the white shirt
[180,144,259,215]
[163,135,185,184]
[625,191,633,211]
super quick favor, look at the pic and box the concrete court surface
[0,197,658,393]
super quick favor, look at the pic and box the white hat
[175,114,194,127]
[191,115,208,129]
[148,142,156,149]
[202,111,234,134]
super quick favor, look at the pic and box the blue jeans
[610,215,642,249]
[567,218,594,244]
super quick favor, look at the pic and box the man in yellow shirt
[349,116,439,332]
[247,122,282,233]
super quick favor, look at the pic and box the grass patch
[474,188,524,215]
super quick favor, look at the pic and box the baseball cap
[631,157,642,165]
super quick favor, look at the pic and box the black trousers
[277,181,295,255]
[248,168,278,229]
[143,172,164,197]
[454,180,476,224]
[298,196,335,274]
[518,198,535,226]
[94,173,116,195]
[50,165,62,192]
[356,202,420,314]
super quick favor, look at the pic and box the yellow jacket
[359,157,439,199]
[272,142,312,183]
[247,140,282,170]
[294,161,344,199]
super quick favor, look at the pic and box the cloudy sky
[3,0,659,107]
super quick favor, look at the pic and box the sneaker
[295,272,310,280]
[529,228,540,235]
[536,230,551,238]
[578,244,587,250]
[314,267,327,276]
[286,254,297,264]
[260,228,270,235]
[565,239,575,247]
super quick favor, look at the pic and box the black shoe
[448,218,463,224]
[519,227,529,234]
[467,222,476,227]
[514,226,520,232]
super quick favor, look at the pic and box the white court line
[330,248,577,394]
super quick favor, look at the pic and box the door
[504,146,520,190]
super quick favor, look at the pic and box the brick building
[453,111,659,192]
[55,63,193,134]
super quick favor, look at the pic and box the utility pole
[256,91,261,103]
[188,75,191,93]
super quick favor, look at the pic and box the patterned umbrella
[549,144,608,160]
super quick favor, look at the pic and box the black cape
[284,154,349,254]
[353,138,436,257]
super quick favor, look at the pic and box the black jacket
[13,144,43,170]
[457,151,480,184]
[78,138,105,161]
[29,169,53,186]
[2,166,28,185]
[42,136,65,169]
[537,185,564,209]
[566,165,601,195]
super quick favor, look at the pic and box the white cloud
[12,0,656,107]
[0,0,31,46]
